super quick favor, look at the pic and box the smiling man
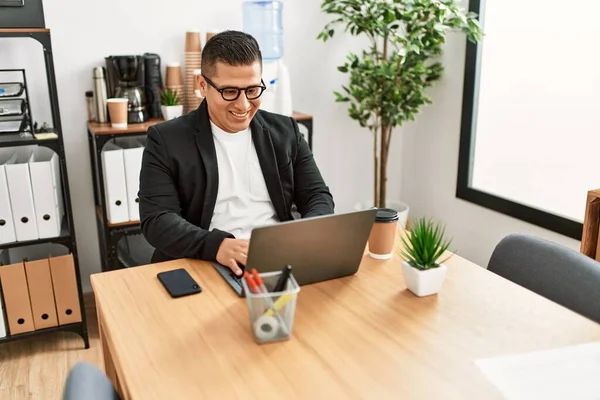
[138,30,335,276]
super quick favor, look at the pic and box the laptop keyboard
[231,272,243,287]
[211,262,245,297]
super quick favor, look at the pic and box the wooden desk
[91,230,600,399]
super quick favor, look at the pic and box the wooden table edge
[91,275,132,400]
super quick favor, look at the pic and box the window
[456,0,600,240]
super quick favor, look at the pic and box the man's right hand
[216,238,249,276]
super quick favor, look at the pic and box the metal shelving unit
[0,28,89,348]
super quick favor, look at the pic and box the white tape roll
[253,315,280,341]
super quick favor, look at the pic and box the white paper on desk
[475,342,600,400]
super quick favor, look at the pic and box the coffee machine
[142,53,163,120]
[105,55,148,124]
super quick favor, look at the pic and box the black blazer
[138,100,335,264]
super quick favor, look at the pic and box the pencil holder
[241,270,300,344]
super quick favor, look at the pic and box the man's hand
[216,238,249,276]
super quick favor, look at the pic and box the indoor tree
[318,0,483,208]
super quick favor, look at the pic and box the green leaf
[384,8,396,24]
[334,91,350,102]
[160,88,180,106]
[317,0,483,171]
[399,217,453,270]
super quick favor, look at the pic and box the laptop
[212,209,377,296]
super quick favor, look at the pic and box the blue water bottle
[242,0,284,61]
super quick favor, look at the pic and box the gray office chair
[488,233,600,324]
[117,234,155,268]
[63,362,121,400]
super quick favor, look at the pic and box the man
[138,30,335,276]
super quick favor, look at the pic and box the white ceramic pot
[161,105,183,120]
[401,261,447,297]
[354,200,410,228]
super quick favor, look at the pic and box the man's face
[198,61,263,133]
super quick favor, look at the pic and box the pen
[273,265,292,293]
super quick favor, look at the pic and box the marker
[264,294,293,317]
[252,268,268,293]
[244,271,259,294]
[273,265,292,293]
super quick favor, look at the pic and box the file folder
[24,258,59,330]
[0,150,16,244]
[0,261,35,335]
[48,254,82,325]
[117,137,145,222]
[5,148,39,241]
[101,141,129,224]
[28,147,64,239]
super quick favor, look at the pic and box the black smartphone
[157,268,202,298]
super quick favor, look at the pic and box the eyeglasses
[202,75,266,101]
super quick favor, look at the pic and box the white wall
[0,0,401,291]
[400,0,581,269]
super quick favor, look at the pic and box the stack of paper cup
[206,31,218,43]
[184,30,202,113]
[165,62,183,105]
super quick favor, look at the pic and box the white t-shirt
[208,121,279,239]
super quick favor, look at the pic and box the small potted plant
[400,217,453,297]
[160,88,183,120]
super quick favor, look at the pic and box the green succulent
[400,218,453,270]
[160,88,181,106]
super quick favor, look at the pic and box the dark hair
[201,30,262,78]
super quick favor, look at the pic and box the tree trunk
[377,38,389,209]
[379,124,390,208]
[373,128,379,208]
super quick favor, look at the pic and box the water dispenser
[243,0,293,116]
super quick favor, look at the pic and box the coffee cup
[185,30,202,53]
[206,31,219,42]
[106,98,128,128]
[166,62,183,87]
[368,208,399,259]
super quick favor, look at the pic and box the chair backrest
[117,234,155,267]
[63,362,121,400]
[488,233,600,324]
